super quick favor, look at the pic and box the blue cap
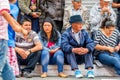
[69,15,83,24]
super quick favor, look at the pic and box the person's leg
[40,50,50,78]
[98,52,120,75]
[84,53,94,78]
[22,51,40,72]
[41,50,50,72]
[0,40,15,80]
[66,53,78,70]
[51,50,67,78]
[2,60,15,80]
[52,50,64,73]
[66,53,83,78]
[54,20,63,33]
[32,18,40,33]
[8,47,20,76]
[0,40,7,73]
[16,53,28,73]
[84,53,93,69]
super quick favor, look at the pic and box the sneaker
[86,70,94,78]
[74,70,83,78]
[23,72,32,78]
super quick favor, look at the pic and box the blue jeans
[98,51,120,75]
[66,52,93,70]
[0,40,15,80]
[40,50,64,73]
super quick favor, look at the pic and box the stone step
[22,64,118,77]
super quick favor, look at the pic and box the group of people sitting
[1,0,120,80]
[10,14,120,79]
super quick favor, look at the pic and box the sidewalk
[13,76,120,80]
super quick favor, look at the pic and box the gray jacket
[63,5,89,31]
[89,2,116,32]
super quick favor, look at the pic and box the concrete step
[22,64,119,77]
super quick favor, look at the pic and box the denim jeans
[0,40,15,80]
[17,51,40,73]
[66,52,93,70]
[98,51,120,75]
[40,50,64,73]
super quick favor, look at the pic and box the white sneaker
[74,70,83,78]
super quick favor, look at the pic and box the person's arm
[109,8,117,24]
[84,30,95,53]
[95,44,109,51]
[89,4,102,26]
[112,2,120,8]
[1,10,27,35]
[15,47,28,59]
[30,32,43,52]
[29,41,42,53]
[61,32,73,53]
[18,0,32,15]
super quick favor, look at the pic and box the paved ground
[1,76,120,80]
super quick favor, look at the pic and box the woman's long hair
[40,17,59,43]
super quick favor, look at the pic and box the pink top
[0,0,10,40]
[47,41,55,56]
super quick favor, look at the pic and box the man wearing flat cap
[62,0,89,32]
[61,15,95,78]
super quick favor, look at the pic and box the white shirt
[72,29,81,44]
[0,0,10,40]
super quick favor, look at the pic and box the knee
[55,50,64,56]
[55,50,64,63]
[41,50,49,56]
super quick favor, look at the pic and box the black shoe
[16,75,21,78]
[23,72,32,78]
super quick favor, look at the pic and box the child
[7,0,20,77]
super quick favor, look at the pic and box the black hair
[100,18,115,28]
[40,17,59,43]
[19,17,31,25]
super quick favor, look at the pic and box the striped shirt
[15,30,40,50]
[94,29,120,47]
[0,0,10,40]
